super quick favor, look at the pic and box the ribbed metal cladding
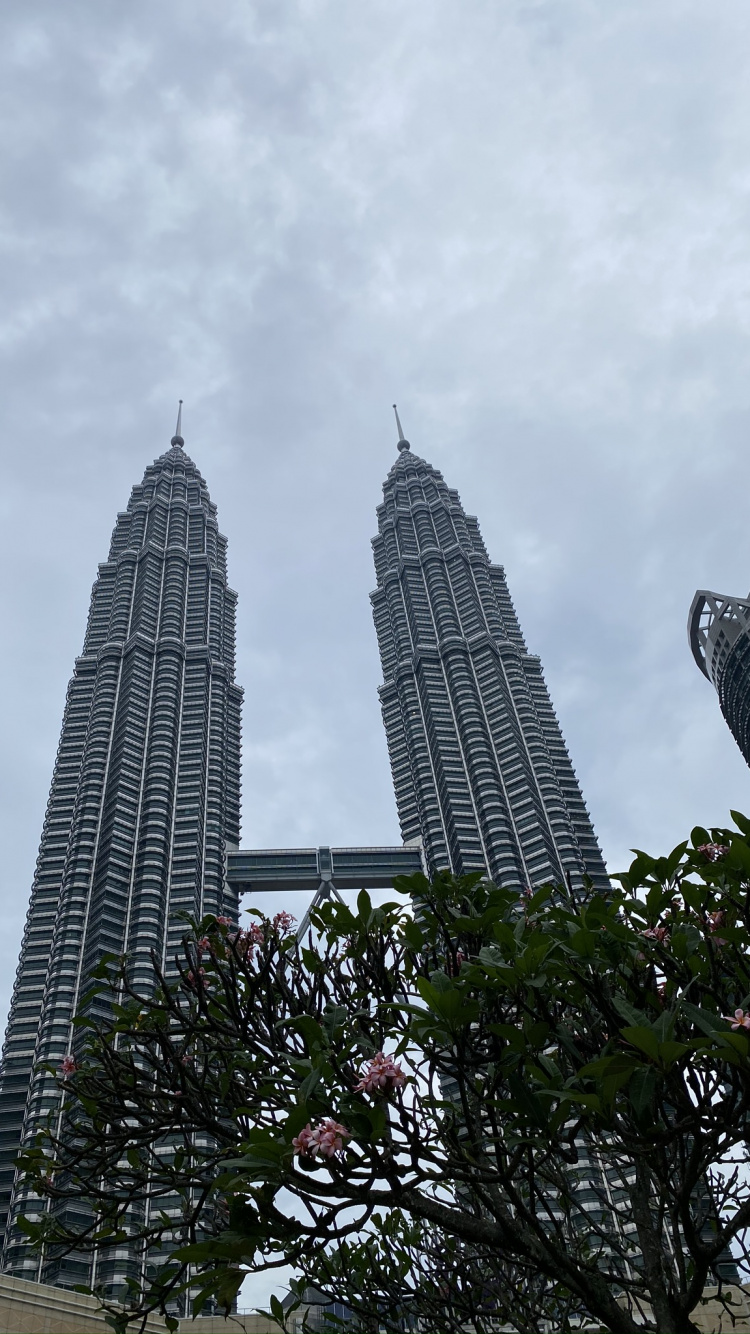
[0,439,242,1293]
[689,588,750,769]
[718,635,750,766]
[371,440,608,894]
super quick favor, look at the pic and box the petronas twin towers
[0,409,607,1294]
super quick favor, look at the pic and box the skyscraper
[370,411,607,894]
[689,588,750,767]
[0,416,242,1294]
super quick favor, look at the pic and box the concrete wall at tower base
[0,1274,279,1333]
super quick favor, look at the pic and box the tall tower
[0,416,242,1294]
[370,412,607,894]
[689,589,750,767]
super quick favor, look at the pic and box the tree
[17,815,750,1333]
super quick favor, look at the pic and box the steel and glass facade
[0,432,242,1294]
[370,429,608,893]
[689,588,750,767]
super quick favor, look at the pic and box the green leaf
[681,1002,724,1036]
[613,996,647,1027]
[717,1031,750,1058]
[629,1067,656,1118]
[506,1074,549,1130]
[726,839,750,876]
[579,1052,639,1080]
[731,811,750,839]
[402,919,425,949]
[568,928,597,958]
[620,1026,660,1060]
[285,1105,312,1138]
[664,841,689,877]
[657,1041,689,1067]
[279,1015,325,1052]
[269,1294,287,1330]
[669,924,702,960]
[627,851,656,888]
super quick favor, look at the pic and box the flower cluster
[447,947,465,976]
[354,1051,405,1097]
[640,925,669,944]
[185,967,207,989]
[724,1008,750,1030]
[697,843,730,862]
[272,910,296,935]
[226,923,265,959]
[216,915,233,927]
[708,910,728,946]
[292,1119,350,1159]
[59,1055,76,1077]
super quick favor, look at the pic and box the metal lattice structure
[689,588,750,768]
[370,417,608,893]
[0,426,242,1295]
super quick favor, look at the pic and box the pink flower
[197,936,211,952]
[292,1124,315,1156]
[216,916,233,927]
[641,926,669,943]
[59,1055,76,1077]
[272,911,296,935]
[697,843,730,863]
[724,1008,750,1030]
[354,1051,406,1097]
[708,911,728,945]
[292,1119,350,1159]
[185,967,207,989]
[227,928,255,959]
[447,948,465,977]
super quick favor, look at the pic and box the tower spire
[393,404,410,452]
[171,400,184,448]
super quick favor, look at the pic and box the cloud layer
[2,0,750,1083]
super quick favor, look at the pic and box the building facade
[0,424,242,1298]
[689,588,750,767]
[370,415,608,893]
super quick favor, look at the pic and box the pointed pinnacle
[393,404,410,452]
[171,400,184,448]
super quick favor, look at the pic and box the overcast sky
[3,0,750,1299]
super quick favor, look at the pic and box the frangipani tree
[18,816,750,1334]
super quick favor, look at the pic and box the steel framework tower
[370,411,607,894]
[0,416,242,1297]
[689,588,750,767]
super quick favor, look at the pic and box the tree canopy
[18,815,750,1334]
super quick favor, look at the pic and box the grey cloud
[2,0,750,1059]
